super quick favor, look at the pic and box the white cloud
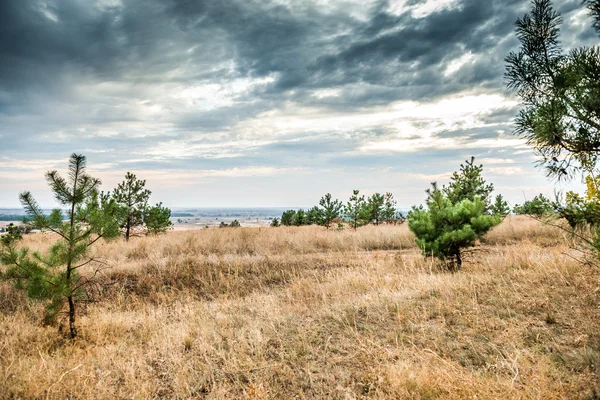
[388,0,459,18]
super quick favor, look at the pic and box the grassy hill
[1,216,598,399]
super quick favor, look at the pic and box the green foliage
[318,193,343,229]
[144,202,173,235]
[443,157,494,209]
[382,192,399,224]
[281,210,296,226]
[270,217,280,227]
[506,0,600,178]
[111,172,151,241]
[365,193,385,225]
[229,219,241,227]
[552,172,600,259]
[307,206,324,225]
[408,163,502,271]
[0,154,121,338]
[490,194,511,217]
[513,194,554,216]
[293,209,307,226]
[344,190,369,231]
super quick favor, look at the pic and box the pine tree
[144,202,173,235]
[366,193,385,225]
[0,154,121,338]
[344,190,368,231]
[506,0,600,178]
[112,172,151,241]
[382,192,398,224]
[490,194,511,217]
[270,217,280,227]
[318,193,343,229]
[408,183,501,270]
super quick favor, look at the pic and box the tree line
[272,191,404,229]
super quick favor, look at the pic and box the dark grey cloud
[0,0,596,207]
[1,0,595,113]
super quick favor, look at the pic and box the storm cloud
[0,0,596,207]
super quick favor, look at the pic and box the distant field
[0,207,288,229]
[1,216,599,399]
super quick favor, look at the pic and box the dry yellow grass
[1,216,599,399]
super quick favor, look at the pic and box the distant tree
[144,202,173,235]
[111,172,151,241]
[0,154,121,338]
[366,193,386,225]
[344,190,368,231]
[281,210,296,226]
[382,192,397,224]
[318,193,344,229]
[443,157,494,209]
[408,183,502,270]
[513,194,554,215]
[230,219,241,227]
[490,194,511,217]
[270,217,280,227]
[506,0,600,178]
[307,206,324,225]
[293,209,307,226]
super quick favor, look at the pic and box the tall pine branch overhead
[505,0,600,178]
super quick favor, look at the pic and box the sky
[0,0,598,209]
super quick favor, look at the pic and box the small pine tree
[229,219,241,227]
[490,194,510,217]
[0,154,121,338]
[344,190,368,231]
[366,193,385,225]
[270,217,280,227]
[318,193,343,230]
[382,192,397,224]
[408,183,501,270]
[144,202,173,235]
[112,172,151,241]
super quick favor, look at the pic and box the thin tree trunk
[67,294,77,338]
[125,218,130,242]
[67,168,78,338]
[455,250,462,270]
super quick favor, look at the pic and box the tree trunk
[67,174,78,338]
[67,293,77,339]
[455,250,462,270]
[125,218,130,242]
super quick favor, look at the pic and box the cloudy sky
[0,0,597,208]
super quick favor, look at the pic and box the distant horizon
[0,205,414,212]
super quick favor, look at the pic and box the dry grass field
[1,216,599,399]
